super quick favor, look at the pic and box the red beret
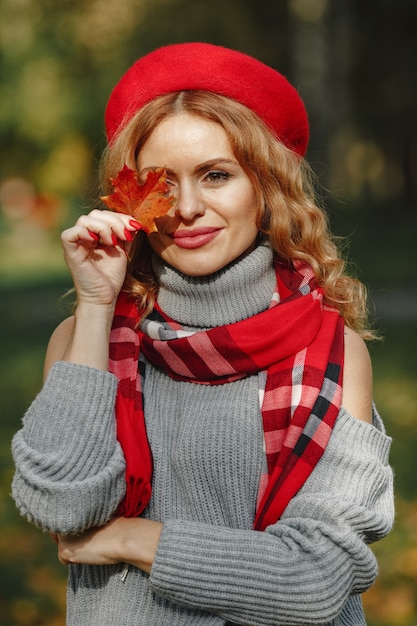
[105,42,309,156]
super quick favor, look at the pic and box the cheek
[230,211,259,254]
[240,222,260,249]
[235,192,260,235]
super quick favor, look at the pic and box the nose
[174,181,205,221]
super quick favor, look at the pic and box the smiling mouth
[171,227,221,249]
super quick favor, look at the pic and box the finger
[58,548,71,565]
[57,533,85,564]
[88,230,100,242]
[66,211,140,248]
[56,535,70,564]
[61,222,116,250]
[87,209,142,237]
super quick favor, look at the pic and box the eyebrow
[194,158,238,174]
[138,158,238,177]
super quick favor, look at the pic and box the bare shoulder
[43,316,75,380]
[341,326,373,424]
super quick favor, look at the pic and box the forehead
[138,113,234,164]
[152,112,228,140]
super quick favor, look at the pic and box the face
[136,113,259,276]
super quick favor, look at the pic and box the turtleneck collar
[152,243,276,328]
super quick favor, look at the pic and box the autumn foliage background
[1,1,416,624]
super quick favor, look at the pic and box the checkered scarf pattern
[109,259,344,530]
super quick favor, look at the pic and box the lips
[171,227,221,249]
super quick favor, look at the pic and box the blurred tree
[1,1,416,623]
[351,0,417,209]
[1,0,416,214]
[0,0,151,203]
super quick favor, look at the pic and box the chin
[173,264,222,277]
[161,252,228,277]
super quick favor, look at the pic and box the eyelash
[165,170,231,186]
[204,170,231,183]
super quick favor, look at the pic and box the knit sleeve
[11,361,126,534]
[149,407,394,626]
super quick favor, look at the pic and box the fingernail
[111,233,119,246]
[124,228,133,241]
[129,219,142,230]
[88,230,100,241]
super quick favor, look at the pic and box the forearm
[63,302,115,371]
[57,517,163,575]
[149,516,376,626]
[12,361,126,533]
[55,208,140,371]
[148,410,393,625]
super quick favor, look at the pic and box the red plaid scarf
[109,259,344,531]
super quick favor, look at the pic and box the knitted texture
[151,244,276,327]
[11,244,394,624]
[11,365,126,533]
[13,364,393,625]
[109,258,344,528]
[104,42,309,156]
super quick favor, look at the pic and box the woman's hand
[47,210,142,371]
[61,209,141,307]
[56,517,163,575]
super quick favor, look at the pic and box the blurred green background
[1,0,416,624]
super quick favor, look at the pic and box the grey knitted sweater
[12,245,394,626]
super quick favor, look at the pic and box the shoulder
[341,326,373,424]
[43,316,75,380]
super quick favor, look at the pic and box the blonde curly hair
[100,91,376,339]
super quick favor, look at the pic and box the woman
[12,43,394,625]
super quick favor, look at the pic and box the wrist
[63,302,116,370]
[75,301,116,327]
[120,518,163,574]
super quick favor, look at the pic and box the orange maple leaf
[100,165,174,234]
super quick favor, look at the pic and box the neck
[152,243,276,328]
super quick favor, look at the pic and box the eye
[204,170,231,184]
